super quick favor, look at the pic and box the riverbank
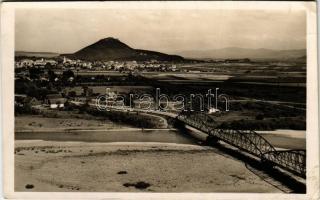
[15,116,306,150]
[15,115,133,132]
[14,115,305,192]
[15,141,281,192]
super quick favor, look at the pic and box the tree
[62,70,74,80]
[29,68,41,79]
[48,69,57,82]
[62,70,75,85]
[128,72,133,80]
[78,100,89,114]
[68,91,76,98]
[45,63,52,69]
[256,114,265,120]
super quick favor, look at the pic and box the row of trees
[85,106,162,128]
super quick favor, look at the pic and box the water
[257,130,306,150]
[15,129,198,144]
[15,128,305,150]
[262,135,305,150]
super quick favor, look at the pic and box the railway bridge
[176,111,306,178]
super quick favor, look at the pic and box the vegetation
[15,79,52,100]
[15,104,34,115]
[218,117,305,130]
[230,101,305,118]
[85,107,161,128]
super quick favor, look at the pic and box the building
[16,59,34,68]
[46,59,58,66]
[34,58,47,67]
[45,94,67,109]
[208,107,220,114]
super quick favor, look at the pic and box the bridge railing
[263,150,306,178]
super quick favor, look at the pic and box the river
[15,128,305,150]
[15,129,198,144]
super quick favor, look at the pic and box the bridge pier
[205,135,219,146]
[261,157,275,169]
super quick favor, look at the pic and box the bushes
[78,103,89,114]
[85,107,161,128]
[15,79,52,100]
[15,103,39,115]
[64,101,77,111]
[230,101,305,118]
[218,117,306,131]
[255,114,264,120]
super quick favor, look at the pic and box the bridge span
[177,112,306,178]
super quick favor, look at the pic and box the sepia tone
[13,7,307,193]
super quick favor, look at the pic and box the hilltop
[64,37,185,62]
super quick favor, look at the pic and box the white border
[1,1,318,200]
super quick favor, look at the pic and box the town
[15,57,179,72]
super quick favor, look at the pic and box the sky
[15,9,306,54]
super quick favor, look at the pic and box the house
[82,87,93,97]
[208,107,220,114]
[171,65,177,71]
[26,97,41,106]
[16,59,34,68]
[34,58,46,66]
[45,94,67,109]
[46,59,58,66]
[74,96,89,104]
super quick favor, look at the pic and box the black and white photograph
[1,1,319,199]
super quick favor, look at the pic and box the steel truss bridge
[176,112,306,178]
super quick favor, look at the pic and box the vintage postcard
[1,1,318,199]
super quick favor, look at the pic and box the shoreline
[15,128,177,133]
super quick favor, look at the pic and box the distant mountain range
[15,51,59,58]
[175,47,306,60]
[15,38,306,61]
[63,37,185,62]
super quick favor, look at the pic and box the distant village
[14,56,189,113]
[14,55,253,113]
[15,57,179,72]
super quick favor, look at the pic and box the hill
[65,37,185,62]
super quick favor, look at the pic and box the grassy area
[210,101,305,130]
[85,107,166,129]
[15,114,132,131]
